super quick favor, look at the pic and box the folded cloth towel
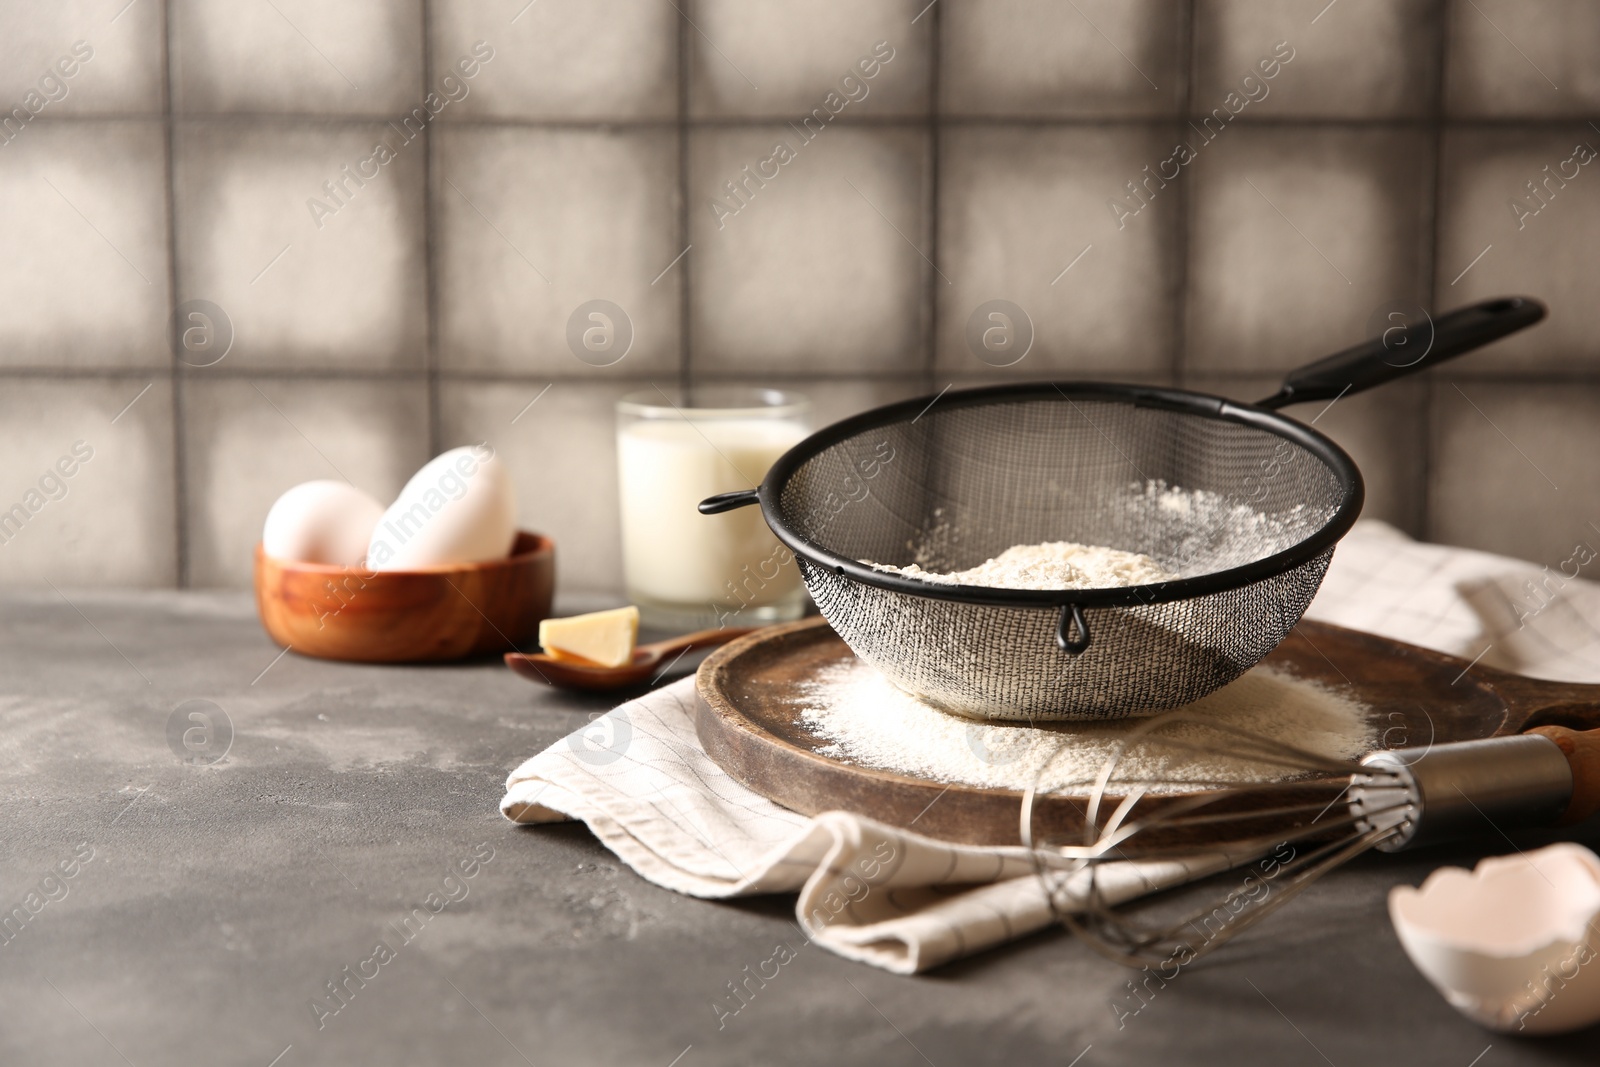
[1304,520,1600,682]
[501,678,1252,973]
[502,520,1600,973]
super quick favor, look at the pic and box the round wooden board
[695,616,1600,846]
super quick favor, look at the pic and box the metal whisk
[1020,717,1600,969]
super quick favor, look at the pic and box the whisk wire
[1024,703,1418,968]
[1095,708,1368,777]
[1056,823,1400,968]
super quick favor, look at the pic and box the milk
[617,417,807,624]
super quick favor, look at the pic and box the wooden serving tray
[695,617,1600,846]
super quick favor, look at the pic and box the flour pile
[796,660,1374,794]
[866,540,1177,590]
[876,480,1322,590]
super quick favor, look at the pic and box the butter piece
[538,606,640,669]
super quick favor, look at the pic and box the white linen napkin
[502,520,1600,973]
[1304,520,1600,681]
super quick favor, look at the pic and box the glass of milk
[616,388,811,632]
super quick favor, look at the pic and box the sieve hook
[699,488,760,515]
[1056,603,1091,655]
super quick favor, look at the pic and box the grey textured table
[3,590,1597,1066]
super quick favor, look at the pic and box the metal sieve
[701,297,1545,721]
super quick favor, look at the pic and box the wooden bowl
[253,531,555,663]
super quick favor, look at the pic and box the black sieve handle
[1256,296,1546,410]
[699,488,761,514]
[1057,603,1091,655]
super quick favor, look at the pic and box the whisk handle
[1257,296,1546,410]
[1527,725,1600,825]
[1357,726,1600,851]
[1357,733,1574,851]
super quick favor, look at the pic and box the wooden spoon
[504,626,757,691]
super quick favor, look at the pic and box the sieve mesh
[772,390,1355,720]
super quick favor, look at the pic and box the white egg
[1389,843,1600,1035]
[262,481,386,565]
[367,445,517,571]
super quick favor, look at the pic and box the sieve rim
[755,381,1364,609]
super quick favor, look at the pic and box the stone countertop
[2,590,1597,1066]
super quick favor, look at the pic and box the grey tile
[686,377,925,429]
[1185,374,1427,535]
[172,121,427,372]
[1431,382,1600,565]
[0,121,169,369]
[1194,0,1438,119]
[1186,126,1431,374]
[1435,127,1600,373]
[0,1,165,115]
[437,380,631,594]
[437,378,919,595]
[688,125,929,377]
[434,127,680,379]
[432,0,676,121]
[171,0,423,114]
[688,0,930,119]
[951,369,1177,391]
[0,377,175,586]
[183,378,430,588]
[791,377,926,428]
[941,0,1183,117]
[936,126,1180,377]
[1445,0,1600,117]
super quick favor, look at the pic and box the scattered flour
[865,540,1177,591]
[796,659,1374,794]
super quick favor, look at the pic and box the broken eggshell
[1389,843,1600,1035]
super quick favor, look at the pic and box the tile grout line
[1171,0,1197,389]
[28,111,1600,131]
[923,0,941,394]
[422,0,442,456]
[677,0,692,394]
[161,0,189,587]
[4,361,1599,384]
[1421,0,1451,541]
[4,366,1183,384]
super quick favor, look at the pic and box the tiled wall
[2,0,1598,591]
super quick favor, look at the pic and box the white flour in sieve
[885,481,1321,586]
[796,659,1374,794]
[866,540,1176,590]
